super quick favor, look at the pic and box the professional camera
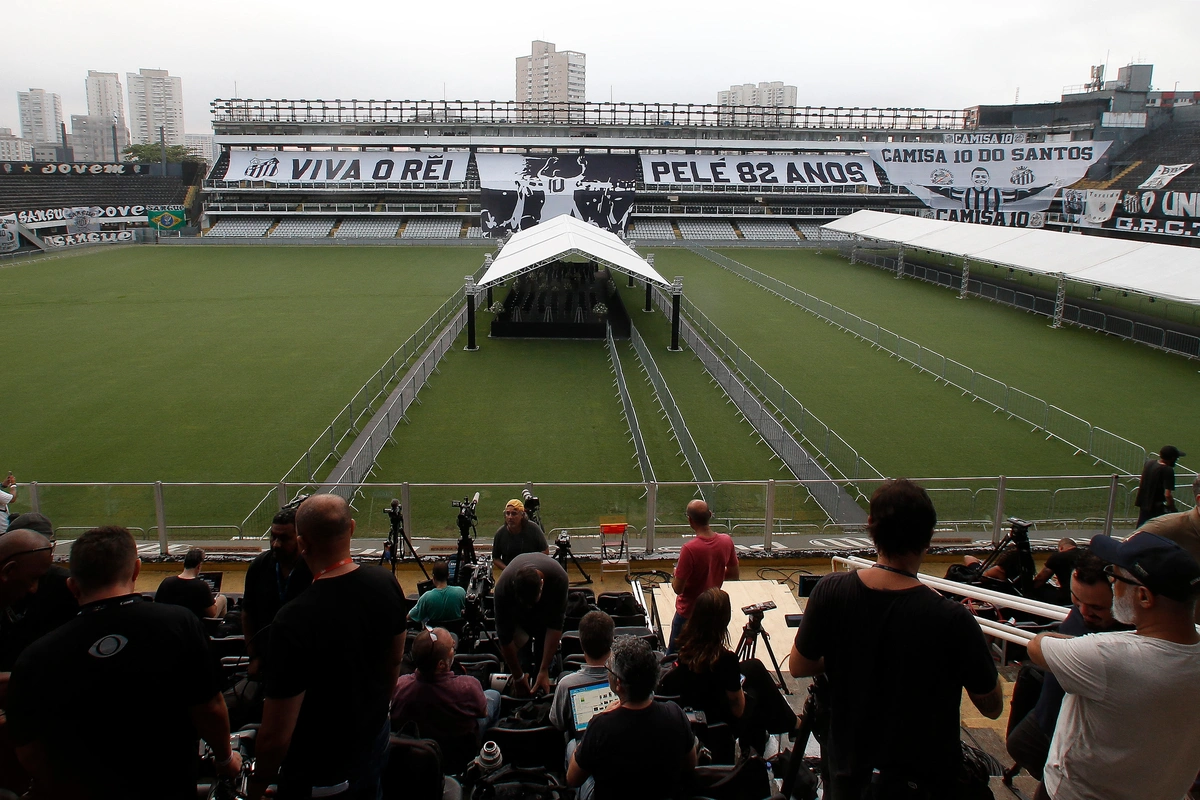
[521,488,541,525]
[384,499,403,534]
[466,553,495,599]
[741,600,777,618]
[452,492,480,536]
[555,531,570,548]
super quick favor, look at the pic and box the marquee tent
[824,210,1200,306]
[477,214,671,289]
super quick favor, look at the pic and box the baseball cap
[505,499,525,513]
[1160,445,1185,462]
[1090,532,1200,603]
[4,512,54,539]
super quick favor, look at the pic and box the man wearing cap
[1134,445,1185,527]
[1028,533,1200,800]
[491,499,548,571]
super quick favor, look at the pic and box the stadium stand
[400,218,463,239]
[629,219,676,239]
[334,217,402,238]
[0,174,189,216]
[1098,119,1200,191]
[797,222,850,241]
[205,217,274,237]
[269,217,335,238]
[677,219,738,240]
[465,226,489,239]
[737,220,799,241]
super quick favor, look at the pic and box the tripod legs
[736,623,791,695]
[554,547,592,584]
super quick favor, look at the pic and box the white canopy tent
[824,210,1200,306]
[477,215,672,289]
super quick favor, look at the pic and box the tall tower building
[516,40,585,103]
[17,89,64,145]
[717,82,798,108]
[126,68,185,146]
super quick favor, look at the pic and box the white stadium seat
[335,218,402,238]
[628,219,676,239]
[677,219,738,240]
[269,217,336,238]
[401,218,463,238]
[205,217,274,238]
[737,220,799,241]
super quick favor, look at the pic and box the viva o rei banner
[222,150,469,183]
[865,142,1112,224]
[639,154,880,187]
[477,154,637,237]
[1063,188,1200,238]
[0,214,19,253]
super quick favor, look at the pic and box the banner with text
[1138,164,1192,190]
[0,215,18,253]
[1067,189,1200,238]
[477,154,637,236]
[16,204,146,227]
[222,150,469,183]
[43,231,137,248]
[0,161,154,177]
[147,205,187,230]
[921,209,1045,228]
[866,142,1110,212]
[639,154,880,187]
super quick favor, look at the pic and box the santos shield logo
[243,157,280,180]
[88,634,129,658]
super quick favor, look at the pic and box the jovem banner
[639,154,880,187]
[222,150,469,183]
[0,215,18,253]
[477,154,637,236]
[0,162,154,177]
[865,142,1111,212]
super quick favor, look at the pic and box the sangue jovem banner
[865,142,1111,212]
[222,150,469,183]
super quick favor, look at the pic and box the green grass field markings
[690,246,1165,476]
[716,247,1199,459]
[647,248,1113,481]
[615,343,694,484]
[604,325,655,482]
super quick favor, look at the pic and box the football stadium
[2,44,1199,800]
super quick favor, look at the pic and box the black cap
[1090,532,1200,603]
[1160,445,1185,463]
[4,511,53,539]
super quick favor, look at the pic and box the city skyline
[4,0,1200,137]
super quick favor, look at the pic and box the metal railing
[211,98,971,131]
[692,245,1158,477]
[849,248,1200,360]
[629,324,712,495]
[606,323,655,483]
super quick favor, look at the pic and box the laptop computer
[198,571,223,594]
[568,680,617,735]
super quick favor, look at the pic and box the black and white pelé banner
[639,155,880,187]
[222,150,469,183]
[0,214,18,253]
[865,142,1111,212]
[477,154,637,237]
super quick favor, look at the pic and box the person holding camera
[491,499,548,571]
[789,479,1003,800]
[493,552,568,697]
[407,561,465,625]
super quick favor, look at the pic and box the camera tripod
[735,610,790,694]
[553,537,592,585]
[453,512,479,589]
[385,506,429,582]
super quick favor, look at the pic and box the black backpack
[470,764,572,800]
[383,730,445,800]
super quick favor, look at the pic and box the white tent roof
[477,215,671,289]
[824,210,1200,305]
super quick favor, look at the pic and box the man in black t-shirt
[242,506,312,676]
[1032,538,1082,604]
[493,552,568,696]
[251,494,409,800]
[7,526,240,799]
[491,498,548,569]
[1135,445,1184,526]
[790,479,1002,800]
[155,547,227,619]
[569,636,696,800]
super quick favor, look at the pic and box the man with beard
[1028,533,1200,800]
[242,506,312,677]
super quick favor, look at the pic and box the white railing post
[154,481,169,556]
[401,482,412,540]
[28,481,39,514]
[992,476,1007,543]
[1103,474,1119,536]
[764,479,776,551]
[645,481,657,553]
[277,481,288,508]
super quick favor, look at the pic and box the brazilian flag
[148,208,186,231]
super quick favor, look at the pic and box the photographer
[789,479,1002,800]
[493,552,568,697]
[492,499,548,571]
[408,561,466,625]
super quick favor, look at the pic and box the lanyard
[872,563,919,579]
[312,557,354,582]
[274,561,294,604]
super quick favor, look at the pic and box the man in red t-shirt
[669,500,739,651]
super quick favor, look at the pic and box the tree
[123,143,204,164]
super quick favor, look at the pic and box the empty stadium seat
[796,222,849,241]
[269,217,335,238]
[465,226,489,239]
[0,174,189,216]
[738,220,799,241]
[335,217,402,238]
[677,220,738,240]
[205,217,273,237]
[629,219,676,239]
[401,218,463,239]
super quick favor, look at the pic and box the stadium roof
[824,210,1200,306]
[478,215,671,289]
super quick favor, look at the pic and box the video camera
[384,499,403,534]
[521,488,541,525]
[452,492,480,537]
[462,554,494,630]
[555,531,570,548]
[741,601,777,618]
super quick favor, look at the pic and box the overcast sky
[5,0,1200,136]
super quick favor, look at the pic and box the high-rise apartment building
[17,89,64,145]
[126,68,185,146]
[516,40,585,103]
[184,133,218,165]
[0,128,34,162]
[70,115,126,162]
[85,70,130,152]
[718,82,798,108]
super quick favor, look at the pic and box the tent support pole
[464,277,479,351]
[895,246,905,279]
[644,281,653,312]
[958,259,970,300]
[669,277,683,352]
[1052,275,1066,328]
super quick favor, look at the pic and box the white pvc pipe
[833,555,1069,621]
[975,615,1036,644]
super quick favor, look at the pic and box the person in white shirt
[0,472,16,531]
[1028,532,1200,800]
